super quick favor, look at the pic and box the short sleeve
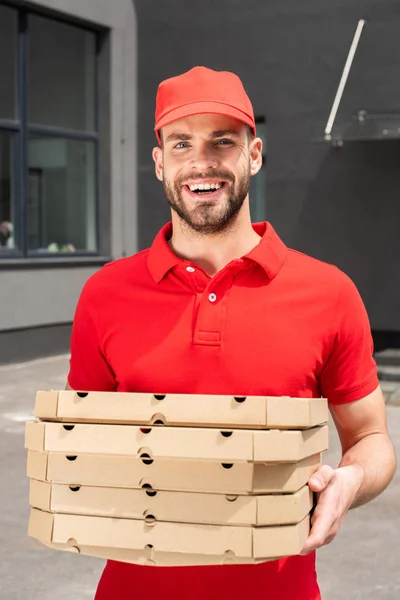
[67,278,116,392]
[319,271,379,404]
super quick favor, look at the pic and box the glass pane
[28,137,97,253]
[0,133,15,251]
[250,120,267,222]
[249,167,267,222]
[0,6,17,119]
[28,16,96,130]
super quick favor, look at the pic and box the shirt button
[186,266,195,273]
[208,293,217,303]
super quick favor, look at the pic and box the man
[67,66,396,600]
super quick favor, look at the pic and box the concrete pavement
[0,355,398,600]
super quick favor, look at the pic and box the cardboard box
[27,450,321,494]
[25,421,328,463]
[28,508,310,563]
[35,390,328,429]
[38,541,278,565]
[29,480,313,526]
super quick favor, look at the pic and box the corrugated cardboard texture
[26,450,321,494]
[29,508,310,561]
[25,421,328,462]
[34,391,328,429]
[29,480,313,526]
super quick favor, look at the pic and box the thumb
[308,464,335,492]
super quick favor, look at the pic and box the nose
[190,142,219,171]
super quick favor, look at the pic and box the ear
[152,146,164,181]
[249,137,263,177]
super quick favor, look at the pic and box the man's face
[152,114,262,235]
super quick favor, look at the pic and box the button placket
[192,259,244,346]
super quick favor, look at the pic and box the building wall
[135,0,400,333]
[0,0,138,336]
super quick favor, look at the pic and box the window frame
[0,2,101,261]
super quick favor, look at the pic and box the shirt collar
[147,221,287,284]
[246,222,288,279]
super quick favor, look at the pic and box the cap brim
[155,101,256,144]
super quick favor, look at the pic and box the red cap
[154,66,256,144]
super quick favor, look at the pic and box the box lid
[34,390,328,429]
[26,450,321,494]
[28,508,310,560]
[25,421,328,463]
[29,480,313,526]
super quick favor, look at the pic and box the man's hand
[300,464,363,555]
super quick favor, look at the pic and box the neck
[168,202,262,276]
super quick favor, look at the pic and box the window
[249,117,267,222]
[0,5,99,257]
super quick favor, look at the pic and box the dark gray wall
[135,0,400,334]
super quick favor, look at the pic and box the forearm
[338,432,396,509]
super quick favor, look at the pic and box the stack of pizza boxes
[25,391,329,565]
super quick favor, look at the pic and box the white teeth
[188,183,222,191]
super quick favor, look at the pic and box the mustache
[176,170,235,186]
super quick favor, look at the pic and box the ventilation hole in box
[144,514,156,526]
[221,463,233,469]
[76,392,88,398]
[234,396,247,403]
[153,395,166,401]
[140,453,154,466]
[146,489,157,498]
[66,455,77,462]
[220,431,233,438]
[66,537,79,547]
[150,413,166,426]
[145,544,154,549]
[141,483,153,491]
[222,550,236,564]
[63,425,75,431]
[69,486,81,492]
[225,495,238,502]
[140,428,152,434]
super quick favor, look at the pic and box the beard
[163,166,251,235]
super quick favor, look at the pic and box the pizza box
[38,541,278,565]
[29,480,313,526]
[28,508,310,563]
[27,450,321,494]
[34,390,328,429]
[25,421,328,463]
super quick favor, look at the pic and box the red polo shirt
[68,221,379,600]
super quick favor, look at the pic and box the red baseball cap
[154,66,256,145]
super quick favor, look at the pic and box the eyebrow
[164,129,241,143]
[165,132,193,143]
[210,129,240,138]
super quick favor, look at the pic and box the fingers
[308,464,335,492]
[300,507,338,555]
[300,468,339,555]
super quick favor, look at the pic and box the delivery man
[67,66,396,600]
